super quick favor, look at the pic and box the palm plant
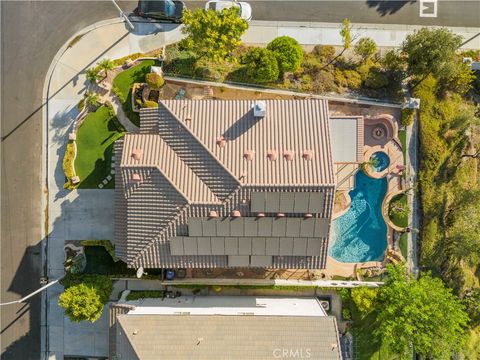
[85,68,100,84]
[97,58,115,79]
[84,92,101,110]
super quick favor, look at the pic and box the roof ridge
[159,100,241,200]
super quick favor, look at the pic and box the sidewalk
[244,20,480,49]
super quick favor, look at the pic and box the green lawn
[398,129,406,164]
[399,232,408,259]
[388,193,408,228]
[75,106,126,189]
[112,59,156,127]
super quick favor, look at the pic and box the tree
[85,68,101,84]
[59,274,112,323]
[402,28,463,80]
[83,92,101,110]
[354,37,377,61]
[243,47,279,83]
[400,108,415,127]
[374,265,469,358]
[181,8,248,62]
[97,58,115,78]
[340,18,352,54]
[350,287,377,316]
[145,72,165,89]
[266,36,303,75]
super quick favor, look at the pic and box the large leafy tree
[402,28,462,79]
[243,47,279,83]
[181,8,248,62]
[266,36,303,75]
[59,274,112,323]
[374,265,469,358]
[354,37,377,61]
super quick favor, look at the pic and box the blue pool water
[329,170,388,263]
[370,151,390,172]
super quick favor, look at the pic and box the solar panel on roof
[285,218,301,237]
[252,238,266,255]
[306,238,322,256]
[279,237,294,255]
[228,255,250,267]
[293,193,310,213]
[293,238,307,256]
[250,256,272,267]
[230,218,245,236]
[279,193,295,212]
[169,237,184,255]
[308,193,325,213]
[258,218,273,237]
[272,218,287,237]
[265,193,280,212]
[244,218,258,236]
[300,218,316,237]
[216,218,231,236]
[238,237,252,255]
[314,219,330,237]
[211,237,225,255]
[188,218,203,236]
[201,219,217,236]
[197,237,211,255]
[183,237,198,255]
[266,237,280,255]
[250,192,266,212]
[225,237,239,255]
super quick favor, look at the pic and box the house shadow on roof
[222,108,260,141]
[366,0,415,16]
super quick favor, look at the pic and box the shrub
[313,70,337,93]
[194,65,224,81]
[343,69,362,90]
[364,68,389,89]
[267,36,304,74]
[81,240,119,262]
[126,290,165,301]
[312,44,336,64]
[401,108,415,127]
[143,100,158,108]
[85,68,100,84]
[63,141,76,180]
[351,287,377,315]
[342,307,352,320]
[355,37,377,61]
[59,274,112,323]
[112,52,143,67]
[243,47,279,83]
[145,73,164,89]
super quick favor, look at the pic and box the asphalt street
[0,0,478,359]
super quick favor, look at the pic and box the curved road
[1,1,478,359]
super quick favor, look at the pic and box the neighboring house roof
[110,296,342,360]
[115,100,336,269]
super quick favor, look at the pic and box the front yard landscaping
[112,59,156,127]
[74,105,126,189]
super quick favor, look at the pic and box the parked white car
[205,0,252,21]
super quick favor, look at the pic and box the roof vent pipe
[253,100,266,117]
[276,213,285,218]
[208,210,219,218]
[231,210,242,218]
[131,149,143,161]
[304,213,313,218]
[283,150,294,161]
[257,212,265,218]
[267,149,277,161]
[243,150,255,161]
[302,150,314,161]
[132,173,142,182]
[216,137,227,148]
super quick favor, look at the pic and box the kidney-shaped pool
[329,170,388,263]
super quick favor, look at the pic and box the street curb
[39,17,127,360]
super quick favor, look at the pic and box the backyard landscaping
[112,59,156,127]
[388,193,408,228]
[74,105,126,189]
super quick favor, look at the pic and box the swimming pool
[370,151,390,172]
[329,170,388,263]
